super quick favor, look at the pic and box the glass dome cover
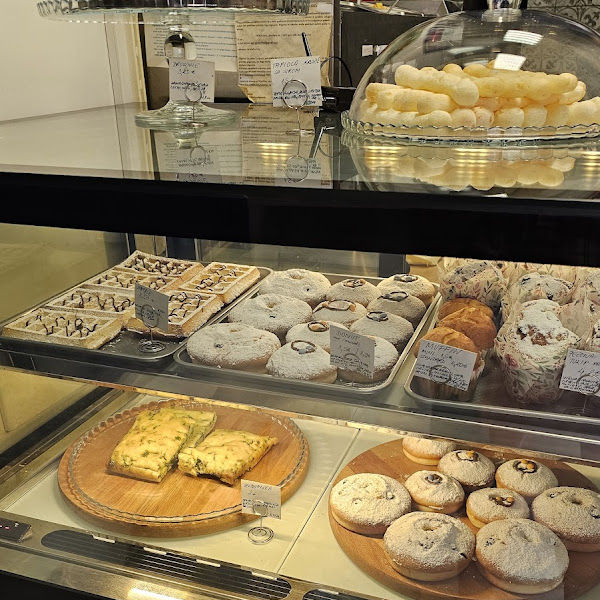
[343,3,600,142]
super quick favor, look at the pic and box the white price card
[329,324,375,379]
[135,284,169,332]
[176,145,223,184]
[170,59,215,103]
[270,56,323,107]
[414,340,478,392]
[559,348,600,395]
[241,481,281,519]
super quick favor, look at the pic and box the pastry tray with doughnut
[173,274,440,395]
[0,265,272,365]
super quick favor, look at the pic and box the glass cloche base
[135,101,235,128]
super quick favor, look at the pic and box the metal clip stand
[138,305,166,354]
[247,501,274,545]
[282,80,312,184]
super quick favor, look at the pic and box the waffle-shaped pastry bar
[178,429,278,485]
[115,250,203,282]
[2,308,122,350]
[170,262,260,304]
[126,290,223,338]
[108,407,217,483]
[83,268,178,292]
[45,288,135,325]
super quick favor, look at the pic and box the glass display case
[1,102,600,600]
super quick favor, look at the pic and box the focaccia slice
[178,429,278,485]
[108,408,216,482]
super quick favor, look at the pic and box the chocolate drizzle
[315,300,354,312]
[424,473,443,485]
[342,279,366,288]
[291,340,317,355]
[308,321,329,332]
[367,311,389,322]
[380,291,409,302]
[394,274,418,283]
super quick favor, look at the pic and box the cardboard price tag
[135,284,169,332]
[329,325,375,378]
[559,348,600,395]
[170,59,215,103]
[414,340,477,392]
[270,56,323,107]
[241,481,281,519]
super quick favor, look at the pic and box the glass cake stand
[37,0,310,127]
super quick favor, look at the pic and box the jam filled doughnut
[466,488,530,528]
[326,278,380,307]
[476,519,569,594]
[313,300,367,327]
[384,512,475,581]
[350,311,414,351]
[285,320,346,352]
[438,450,496,494]
[402,436,457,466]
[228,293,312,341]
[495,458,558,504]
[532,486,600,552]
[187,322,280,373]
[405,470,465,514]
[266,340,337,383]
[377,274,436,306]
[259,269,331,308]
[367,291,427,327]
[338,336,399,383]
[329,473,412,535]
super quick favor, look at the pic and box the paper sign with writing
[241,480,281,519]
[270,56,323,107]
[135,284,169,332]
[176,145,223,184]
[414,340,477,392]
[559,348,600,395]
[170,59,215,103]
[329,325,375,378]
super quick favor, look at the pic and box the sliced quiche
[178,429,278,485]
[108,407,217,482]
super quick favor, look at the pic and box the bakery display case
[1,99,600,600]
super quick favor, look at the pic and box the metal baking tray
[404,305,600,425]
[174,274,441,395]
[0,266,272,365]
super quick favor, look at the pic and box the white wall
[0,0,115,120]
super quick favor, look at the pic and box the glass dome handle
[487,0,522,9]
[164,25,197,60]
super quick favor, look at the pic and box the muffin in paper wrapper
[413,359,484,403]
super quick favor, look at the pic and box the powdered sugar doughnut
[532,486,600,552]
[402,436,457,466]
[228,293,312,341]
[187,322,280,373]
[266,340,337,383]
[350,311,414,351]
[476,519,568,594]
[313,300,367,327]
[260,269,331,308]
[329,473,412,535]
[285,320,345,352]
[338,336,399,383]
[495,458,558,504]
[405,470,465,514]
[326,278,379,307]
[367,291,427,327]
[377,274,436,305]
[384,512,475,581]
[466,488,530,529]
[438,450,496,493]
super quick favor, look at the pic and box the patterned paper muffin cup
[413,361,484,403]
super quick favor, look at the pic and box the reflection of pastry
[438,298,494,321]
[377,274,436,306]
[313,299,367,327]
[326,278,379,307]
[285,320,345,352]
[367,291,426,327]
[329,473,412,535]
[266,340,337,384]
[402,435,457,466]
[338,336,399,383]
[438,450,496,494]
[438,307,496,353]
[260,269,330,308]
[532,486,600,552]
[350,311,414,351]
[495,459,559,504]
[187,323,280,373]
[466,488,530,528]
[384,512,475,581]
[405,470,465,513]
[476,519,569,595]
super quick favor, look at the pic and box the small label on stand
[270,56,323,107]
[414,340,477,392]
[560,348,600,395]
[329,325,375,379]
[241,481,281,519]
[170,59,215,103]
[135,284,169,332]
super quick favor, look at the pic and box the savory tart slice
[178,429,278,485]
[108,408,216,483]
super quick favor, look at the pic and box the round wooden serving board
[328,439,600,600]
[58,398,309,537]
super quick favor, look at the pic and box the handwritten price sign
[241,480,281,519]
[270,56,323,107]
[560,348,600,395]
[329,325,375,379]
[170,59,215,103]
[135,284,169,332]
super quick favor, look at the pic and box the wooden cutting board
[58,398,309,537]
[329,438,600,600]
